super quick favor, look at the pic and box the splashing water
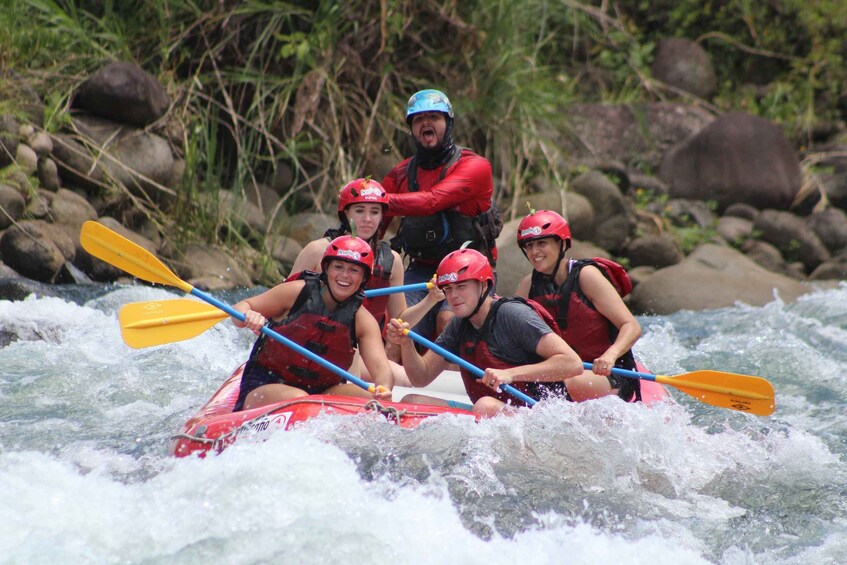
[2,283,847,564]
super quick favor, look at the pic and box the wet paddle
[118,279,435,347]
[364,282,431,297]
[80,221,383,394]
[119,299,228,348]
[584,363,775,416]
[396,323,538,406]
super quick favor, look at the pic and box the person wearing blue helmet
[381,88,502,341]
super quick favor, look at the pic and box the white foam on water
[2,287,847,563]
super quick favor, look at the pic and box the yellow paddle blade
[80,221,192,293]
[119,299,228,348]
[656,370,775,416]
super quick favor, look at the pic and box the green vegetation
[1,0,845,278]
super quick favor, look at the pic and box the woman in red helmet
[514,209,643,402]
[289,178,443,386]
[290,177,442,331]
[231,236,394,411]
[386,249,610,417]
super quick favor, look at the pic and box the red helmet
[516,210,571,251]
[436,248,494,289]
[321,236,374,282]
[337,178,388,224]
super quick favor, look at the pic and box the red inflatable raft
[170,364,478,457]
[171,361,671,458]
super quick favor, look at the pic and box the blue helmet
[405,89,454,125]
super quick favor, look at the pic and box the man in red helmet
[232,236,394,410]
[386,249,616,417]
[381,89,501,342]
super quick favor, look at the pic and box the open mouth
[419,126,437,143]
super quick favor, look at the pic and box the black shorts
[607,372,641,402]
[234,363,334,411]
[531,381,572,402]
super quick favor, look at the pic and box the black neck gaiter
[413,118,456,170]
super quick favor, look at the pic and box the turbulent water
[1,282,847,564]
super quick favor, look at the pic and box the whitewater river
[1,282,846,564]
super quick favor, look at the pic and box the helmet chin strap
[318,272,343,305]
[542,239,567,283]
[468,280,492,319]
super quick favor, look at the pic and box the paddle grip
[583,362,656,382]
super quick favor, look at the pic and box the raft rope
[363,399,407,423]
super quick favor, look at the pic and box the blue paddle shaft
[404,329,537,407]
[191,288,373,392]
[363,282,430,298]
[582,362,657,382]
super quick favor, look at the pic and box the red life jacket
[528,258,635,368]
[457,297,567,407]
[251,272,361,390]
[361,241,394,330]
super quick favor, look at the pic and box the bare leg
[242,383,308,410]
[400,393,450,406]
[472,396,506,417]
[352,350,412,387]
[324,382,378,398]
[564,369,615,402]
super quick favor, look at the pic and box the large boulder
[752,209,830,272]
[0,183,25,230]
[175,244,254,290]
[0,115,20,168]
[622,233,684,269]
[570,170,635,253]
[659,112,802,212]
[52,115,175,201]
[0,221,67,283]
[523,188,594,240]
[491,218,529,296]
[559,103,714,170]
[651,38,717,99]
[716,216,753,245]
[807,208,847,253]
[44,188,98,232]
[628,244,818,315]
[283,211,335,244]
[72,61,169,127]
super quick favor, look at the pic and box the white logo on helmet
[336,249,361,261]
[437,272,458,285]
[359,186,383,199]
[520,226,543,238]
